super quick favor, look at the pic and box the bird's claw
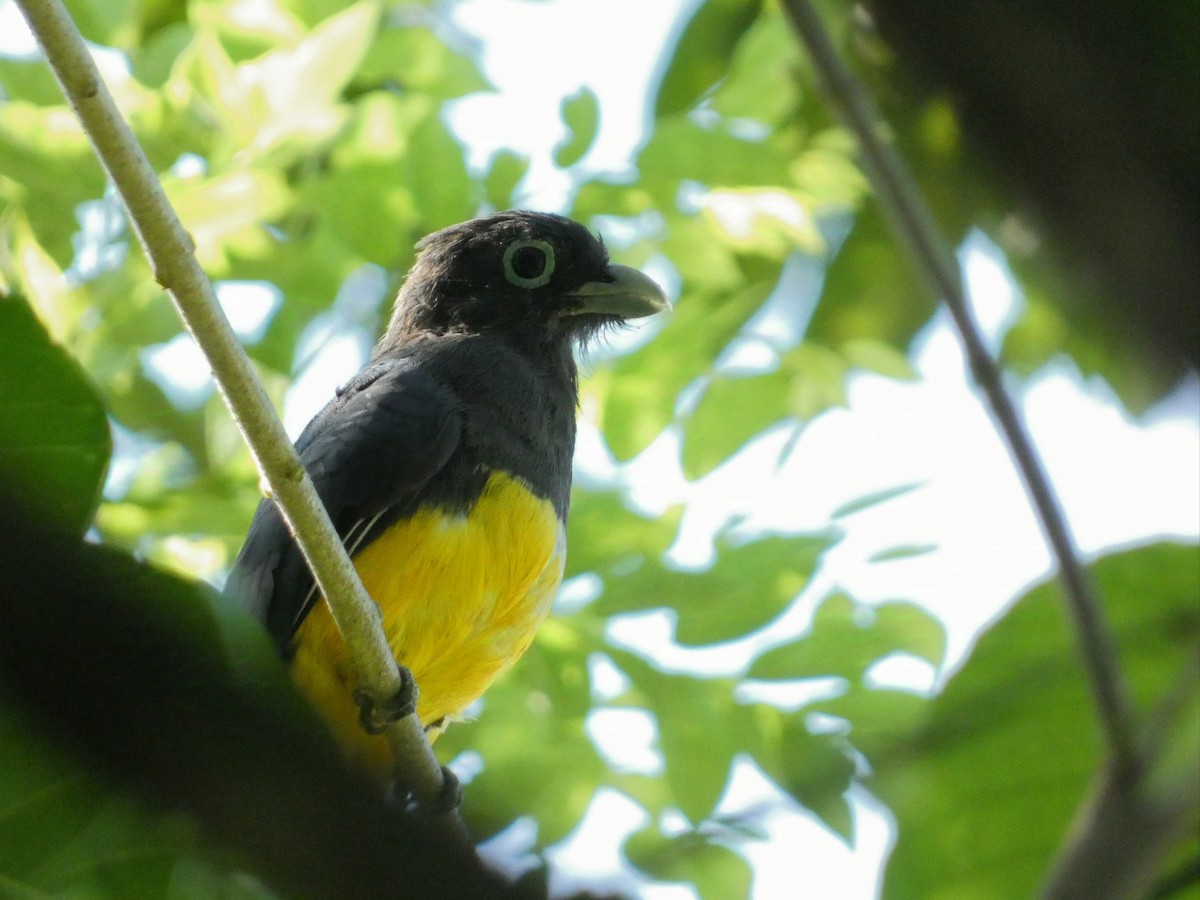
[353,665,418,734]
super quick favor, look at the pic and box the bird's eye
[502,239,555,289]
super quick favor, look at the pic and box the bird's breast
[288,470,566,778]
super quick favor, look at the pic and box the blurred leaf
[599,273,772,461]
[166,169,292,273]
[780,341,850,421]
[176,3,377,164]
[682,368,790,479]
[843,542,1200,900]
[743,704,856,841]
[443,633,605,844]
[485,150,530,211]
[813,686,929,763]
[788,128,870,212]
[0,102,106,265]
[0,58,66,106]
[625,826,752,900]
[554,87,600,169]
[614,653,740,823]
[0,504,506,898]
[709,5,802,126]
[702,188,827,257]
[598,532,832,647]
[304,162,416,264]
[749,593,945,681]
[830,482,923,519]
[3,211,80,343]
[565,489,681,579]
[807,205,935,353]
[189,0,305,60]
[404,101,475,231]
[640,117,792,205]
[0,296,111,533]
[573,176,656,218]
[357,23,491,99]
[63,0,139,47]
[654,0,763,117]
[133,21,196,88]
[0,713,205,900]
[1001,257,1174,412]
[868,544,938,563]
[776,720,855,842]
[841,338,917,381]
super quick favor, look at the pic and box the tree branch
[779,0,1139,769]
[15,0,464,835]
[1041,649,1200,899]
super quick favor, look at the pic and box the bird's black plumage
[225,211,666,771]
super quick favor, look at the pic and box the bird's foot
[353,665,418,734]
[388,764,463,815]
[426,765,463,813]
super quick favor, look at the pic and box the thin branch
[15,0,464,834]
[1041,649,1200,898]
[779,0,1139,769]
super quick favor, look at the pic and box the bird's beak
[564,264,671,319]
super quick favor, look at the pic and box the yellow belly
[289,471,566,779]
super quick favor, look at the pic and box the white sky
[3,0,1197,896]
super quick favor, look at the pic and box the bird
[225,211,669,784]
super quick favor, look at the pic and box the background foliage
[1,0,1196,897]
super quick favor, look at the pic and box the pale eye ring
[502,239,555,288]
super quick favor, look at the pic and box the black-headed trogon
[225,211,668,780]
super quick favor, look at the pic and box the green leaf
[780,341,850,421]
[0,716,195,900]
[841,337,918,381]
[830,482,924,519]
[403,103,474,231]
[681,368,791,479]
[573,177,657,218]
[0,296,111,534]
[639,117,793,204]
[484,150,530,211]
[441,633,605,844]
[598,271,772,461]
[554,87,600,169]
[133,22,197,89]
[868,544,938,563]
[175,3,377,165]
[749,593,946,681]
[709,6,802,125]
[1000,259,1177,413]
[0,509,496,897]
[851,543,1200,900]
[565,489,681,580]
[807,205,935,352]
[614,653,740,823]
[63,0,139,47]
[357,25,491,99]
[0,103,106,265]
[166,169,292,273]
[654,0,764,117]
[0,58,67,107]
[743,705,856,841]
[598,533,833,647]
[625,827,753,900]
[303,159,418,265]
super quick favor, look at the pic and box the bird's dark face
[380,211,668,351]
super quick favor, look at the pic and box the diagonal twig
[14,0,464,835]
[779,0,1139,769]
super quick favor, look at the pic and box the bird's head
[379,211,668,353]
